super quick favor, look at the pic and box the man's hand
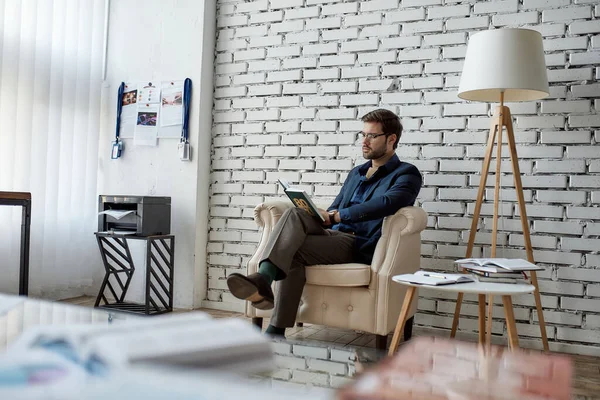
[318,208,332,226]
[330,210,341,224]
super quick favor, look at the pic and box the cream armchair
[245,201,428,350]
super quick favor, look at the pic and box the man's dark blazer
[327,154,422,264]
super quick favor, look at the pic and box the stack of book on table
[455,258,543,284]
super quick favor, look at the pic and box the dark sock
[258,261,278,285]
[265,324,285,336]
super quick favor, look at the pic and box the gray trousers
[261,207,356,328]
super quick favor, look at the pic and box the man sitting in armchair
[227,109,422,336]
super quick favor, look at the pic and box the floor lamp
[450,28,550,352]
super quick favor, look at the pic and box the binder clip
[178,140,191,161]
[111,140,123,159]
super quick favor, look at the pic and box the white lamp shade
[458,28,549,103]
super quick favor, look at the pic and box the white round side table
[388,276,536,355]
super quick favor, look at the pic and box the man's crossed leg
[227,207,355,335]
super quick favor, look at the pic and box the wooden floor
[63,296,600,399]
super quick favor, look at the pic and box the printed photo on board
[137,112,157,127]
[122,90,137,106]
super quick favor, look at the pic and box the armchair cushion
[306,263,371,287]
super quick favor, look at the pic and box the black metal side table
[0,191,31,296]
[94,232,175,315]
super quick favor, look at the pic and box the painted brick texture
[211,0,600,354]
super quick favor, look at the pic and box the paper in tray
[98,210,137,220]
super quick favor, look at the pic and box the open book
[456,258,543,272]
[393,271,475,286]
[278,178,325,222]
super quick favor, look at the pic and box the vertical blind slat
[29,0,54,281]
[0,0,105,297]
[0,1,23,267]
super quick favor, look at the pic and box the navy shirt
[328,154,422,264]
[334,165,383,235]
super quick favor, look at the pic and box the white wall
[209,0,600,355]
[99,0,214,308]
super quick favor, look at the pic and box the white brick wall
[211,0,600,353]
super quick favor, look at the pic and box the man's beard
[363,146,387,160]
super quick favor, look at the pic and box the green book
[278,179,325,222]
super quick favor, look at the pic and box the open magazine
[393,271,475,286]
[278,178,325,222]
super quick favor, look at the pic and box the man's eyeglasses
[360,132,387,140]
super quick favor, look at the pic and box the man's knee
[278,207,320,236]
[282,207,307,222]
[283,207,303,216]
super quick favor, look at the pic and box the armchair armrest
[247,201,294,275]
[369,206,428,333]
[370,206,428,281]
[384,206,428,237]
[253,201,293,228]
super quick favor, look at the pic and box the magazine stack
[455,258,544,284]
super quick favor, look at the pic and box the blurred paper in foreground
[338,337,572,400]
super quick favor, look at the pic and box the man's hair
[361,109,403,149]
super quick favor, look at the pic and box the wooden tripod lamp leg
[530,271,549,351]
[486,294,494,347]
[504,109,550,352]
[491,106,504,257]
[451,108,499,339]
